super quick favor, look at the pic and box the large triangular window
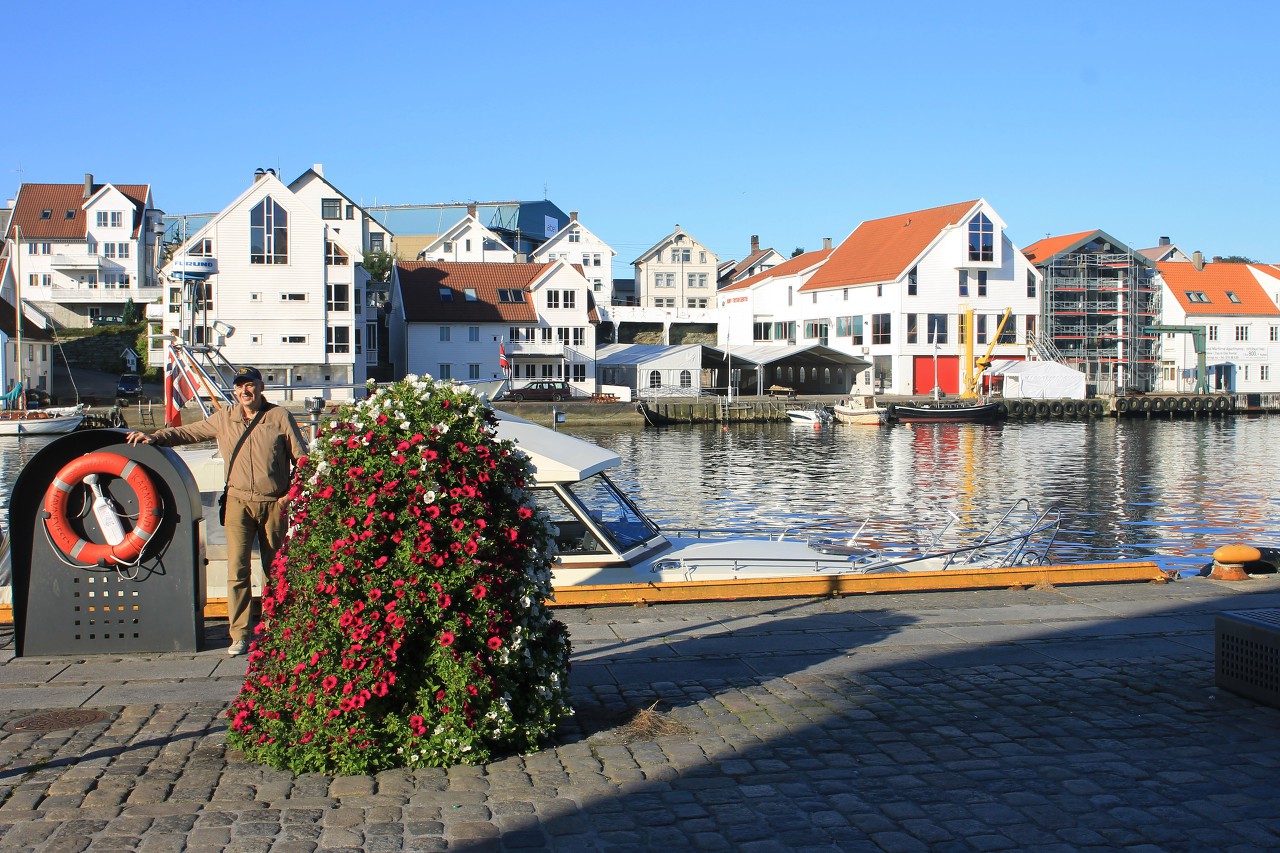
[250,197,289,264]
[968,213,994,262]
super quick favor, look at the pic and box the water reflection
[569,417,1280,577]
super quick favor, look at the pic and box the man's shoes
[227,639,249,657]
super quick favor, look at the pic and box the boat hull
[0,415,85,436]
[887,403,1003,423]
[832,404,886,425]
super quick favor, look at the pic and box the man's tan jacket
[152,405,307,501]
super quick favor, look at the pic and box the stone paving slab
[0,577,1278,851]
[50,658,220,683]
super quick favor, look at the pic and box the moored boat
[832,395,887,425]
[0,407,86,436]
[883,400,1004,424]
[785,404,832,425]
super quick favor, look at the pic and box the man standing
[127,366,307,655]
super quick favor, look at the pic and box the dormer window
[1185,291,1210,303]
[64,210,75,220]
[497,289,525,303]
[40,209,52,220]
[1226,291,1242,304]
[968,213,994,262]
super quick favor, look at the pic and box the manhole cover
[8,709,112,732]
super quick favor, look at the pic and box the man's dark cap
[233,366,263,385]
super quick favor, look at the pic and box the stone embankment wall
[57,331,143,374]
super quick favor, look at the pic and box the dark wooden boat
[884,401,1004,424]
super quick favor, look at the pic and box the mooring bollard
[1210,544,1262,581]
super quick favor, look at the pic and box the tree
[122,298,139,325]
[1217,255,1255,264]
[361,248,398,283]
[791,247,806,258]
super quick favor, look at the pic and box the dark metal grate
[7,709,112,732]
[1217,609,1280,708]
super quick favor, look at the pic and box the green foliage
[791,246,806,258]
[1216,255,1255,264]
[227,376,574,774]
[122,299,139,325]
[361,248,398,283]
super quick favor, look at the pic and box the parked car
[25,389,52,408]
[501,380,574,402]
[116,373,143,400]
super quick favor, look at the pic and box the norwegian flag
[163,346,202,427]
[498,342,510,372]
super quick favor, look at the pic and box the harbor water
[3,416,1278,592]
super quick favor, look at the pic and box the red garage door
[913,355,960,396]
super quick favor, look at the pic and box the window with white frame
[469,326,480,342]
[572,328,585,346]
[281,293,307,302]
[110,211,123,228]
[250,197,288,264]
[1271,326,1279,342]
[468,363,481,379]
[687,298,707,308]
[438,364,452,379]
[325,241,349,265]
[572,363,586,382]
[1236,325,1249,341]
[327,326,351,353]
[688,273,708,288]
[189,239,213,256]
[568,231,580,243]
[1208,326,1218,341]
[440,326,451,342]
[282,335,307,344]
[563,291,576,309]
[326,284,350,311]
[546,291,561,309]
[968,212,994,262]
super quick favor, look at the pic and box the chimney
[569,210,578,222]
[312,163,324,177]
[1159,236,1170,246]
[466,203,477,219]
[1192,251,1205,271]
[750,235,760,254]
[83,173,93,199]
[823,237,832,250]
[254,167,267,182]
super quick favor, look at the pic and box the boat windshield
[530,473,661,556]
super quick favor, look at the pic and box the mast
[13,225,23,411]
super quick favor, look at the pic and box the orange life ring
[42,452,162,566]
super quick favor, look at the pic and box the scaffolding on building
[1039,247,1160,394]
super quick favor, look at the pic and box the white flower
[422,490,437,504]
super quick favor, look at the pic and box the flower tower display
[227,377,573,774]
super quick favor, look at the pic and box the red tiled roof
[1157,261,1280,317]
[720,249,834,292]
[1021,230,1100,263]
[802,200,979,291]
[396,261,552,323]
[5,182,151,241]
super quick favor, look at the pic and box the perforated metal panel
[1216,609,1280,707]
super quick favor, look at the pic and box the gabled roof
[531,218,615,259]
[802,200,979,291]
[0,293,55,342]
[395,261,550,323]
[1021,229,1148,266]
[421,216,514,257]
[631,225,713,265]
[720,248,834,293]
[1020,230,1099,263]
[1157,261,1280,317]
[287,168,395,237]
[5,181,151,241]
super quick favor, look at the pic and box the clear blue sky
[6,1,1277,271]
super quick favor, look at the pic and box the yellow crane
[960,307,1012,398]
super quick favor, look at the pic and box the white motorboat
[832,396,887,425]
[785,404,832,426]
[0,407,86,436]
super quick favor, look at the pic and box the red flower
[322,676,338,693]
[487,636,502,650]
[472,584,487,600]
[440,631,455,647]
[438,594,451,608]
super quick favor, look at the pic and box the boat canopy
[493,411,617,483]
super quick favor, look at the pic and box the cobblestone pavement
[3,576,1280,851]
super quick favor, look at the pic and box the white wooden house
[388,260,599,392]
[153,168,371,399]
[631,226,719,310]
[531,211,615,305]
[718,200,1042,396]
[1152,260,1280,394]
[3,174,164,329]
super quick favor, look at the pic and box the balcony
[51,254,102,271]
[509,341,569,357]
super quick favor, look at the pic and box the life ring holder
[41,451,163,571]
